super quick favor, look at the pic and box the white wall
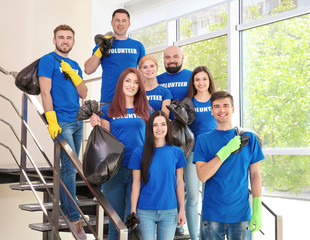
[0,0,92,239]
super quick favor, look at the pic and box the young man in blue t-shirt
[38,24,88,240]
[194,91,264,240]
[84,8,145,104]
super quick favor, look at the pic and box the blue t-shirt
[188,97,217,141]
[38,52,82,122]
[146,85,173,112]
[128,144,187,210]
[92,38,145,103]
[193,128,265,223]
[157,69,192,101]
[100,104,147,167]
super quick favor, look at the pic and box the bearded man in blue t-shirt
[38,24,88,240]
[157,45,195,237]
[194,91,264,240]
[84,8,145,104]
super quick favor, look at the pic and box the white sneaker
[68,220,87,240]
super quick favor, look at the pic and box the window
[181,36,228,91]
[179,3,228,40]
[242,14,310,193]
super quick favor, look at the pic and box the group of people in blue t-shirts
[40,7,264,240]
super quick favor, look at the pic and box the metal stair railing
[0,67,128,240]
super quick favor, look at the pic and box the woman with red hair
[90,67,150,240]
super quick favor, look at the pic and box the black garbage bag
[125,212,142,240]
[233,126,263,154]
[76,100,104,121]
[166,97,196,125]
[15,58,41,95]
[94,31,115,58]
[170,120,195,158]
[83,125,125,186]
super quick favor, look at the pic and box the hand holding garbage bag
[125,212,142,240]
[79,102,125,186]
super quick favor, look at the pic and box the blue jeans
[58,121,83,222]
[101,166,132,240]
[182,152,200,240]
[137,208,178,240]
[200,220,251,240]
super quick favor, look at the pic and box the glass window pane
[180,3,228,40]
[130,22,167,49]
[242,15,310,148]
[181,36,228,91]
[242,0,310,23]
[149,51,165,75]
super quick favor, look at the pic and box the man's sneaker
[68,220,87,240]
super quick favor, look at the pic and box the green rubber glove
[60,60,83,86]
[216,135,241,162]
[45,111,62,139]
[250,197,262,233]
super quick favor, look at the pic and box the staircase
[0,68,282,240]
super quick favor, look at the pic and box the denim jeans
[101,166,132,240]
[137,208,178,240]
[200,220,251,240]
[182,152,200,240]
[58,121,83,222]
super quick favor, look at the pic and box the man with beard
[38,24,88,240]
[157,45,193,237]
[84,8,145,105]
[157,46,192,104]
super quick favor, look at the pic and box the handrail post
[52,141,61,240]
[276,215,283,240]
[20,93,28,184]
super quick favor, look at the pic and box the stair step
[19,198,98,212]
[9,180,86,191]
[29,215,101,232]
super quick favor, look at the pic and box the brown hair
[108,68,149,122]
[211,91,234,107]
[53,24,75,38]
[112,8,130,20]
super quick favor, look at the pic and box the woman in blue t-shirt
[90,67,150,240]
[138,55,172,116]
[181,66,217,240]
[128,111,187,240]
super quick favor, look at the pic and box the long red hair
[108,67,150,122]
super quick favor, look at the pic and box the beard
[56,44,73,54]
[165,63,182,74]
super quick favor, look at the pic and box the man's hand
[216,135,241,162]
[60,60,83,86]
[45,111,62,139]
[94,33,114,58]
[250,197,262,233]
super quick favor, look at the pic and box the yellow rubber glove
[45,111,62,139]
[216,135,241,162]
[94,47,103,58]
[60,60,83,86]
[250,197,262,233]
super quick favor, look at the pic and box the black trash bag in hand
[232,126,263,154]
[83,125,125,186]
[170,120,195,158]
[76,100,104,121]
[15,58,41,95]
[125,212,142,240]
[166,97,196,125]
[94,31,115,58]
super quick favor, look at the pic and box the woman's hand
[177,209,186,227]
[89,113,100,127]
